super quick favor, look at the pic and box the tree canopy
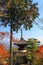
[0,0,39,31]
[26,38,40,65]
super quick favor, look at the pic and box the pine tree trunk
[10,18,13,65]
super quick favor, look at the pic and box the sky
[0,0,43,45]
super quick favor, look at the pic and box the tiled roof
[14,38,27,45]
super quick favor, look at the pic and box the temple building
[13,29,27,65]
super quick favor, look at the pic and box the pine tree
[0,0,39,65]
[26,38,40,65]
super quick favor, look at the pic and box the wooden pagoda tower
[14,29,27,65]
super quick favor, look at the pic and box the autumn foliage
[0,43,9,65]
[0,43,9,58]
[37,46,43,58]
[0,32,18,42]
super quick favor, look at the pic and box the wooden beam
[0,13,4,17]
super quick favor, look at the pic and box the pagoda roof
[14,38,27,45]
[14,28,27,45]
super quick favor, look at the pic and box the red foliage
[4,62,8,65]
[37,45,43,59]
[0,32,18,42]
[0,43,9,58]
[0,32,9,40]
[38,46,43,53]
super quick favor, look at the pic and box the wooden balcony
[13,50,27,56]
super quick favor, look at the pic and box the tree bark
[10,19,13,65]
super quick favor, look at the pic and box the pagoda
[14,29,27,65]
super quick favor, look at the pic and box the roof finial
[21,28,23,39]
